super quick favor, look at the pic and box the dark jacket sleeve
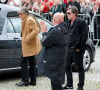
[42,28,57,47]
[78,20,89,50]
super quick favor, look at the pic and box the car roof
[0,4,42,18]
[0,4,19,18]
[0,4,52,27]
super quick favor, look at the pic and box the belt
[69,46,75,49]
[66,44,75,49]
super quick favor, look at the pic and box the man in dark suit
[39,12,67,90]
[63,6,88,90]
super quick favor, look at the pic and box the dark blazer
[38,22,67,84]
[66,18,89,52]
[42,24,66,70]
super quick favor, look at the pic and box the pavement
[0,76,52,90]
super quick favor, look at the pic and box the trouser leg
[29,56,36,84]
[66,65,73,87]
[78,67,85,88]
[51,80,62,90]
[73,51,85,88]
[21,57,29,82]
[65,48,73,87]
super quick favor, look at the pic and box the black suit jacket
[41,23,66,70]
[38,23,67,84]
[65,18,89,52]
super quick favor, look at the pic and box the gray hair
[19,7,29,15]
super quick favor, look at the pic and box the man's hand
[49,12,53,16]
[40,21,48,32]
[76,49,80,52]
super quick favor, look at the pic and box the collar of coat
[21,16,29,36]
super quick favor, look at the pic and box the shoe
[63,85,73,89]
[15,81,29,87]
[30,82,36,86]
[77,87,84,90]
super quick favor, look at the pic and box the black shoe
[30,82,36,86]
[77,87,84,90]
[15,81,29,87]
[63,85,73,89]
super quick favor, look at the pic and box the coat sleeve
[42,28,57,47]
[79,20,89,50]
[25,18,40,43]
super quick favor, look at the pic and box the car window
[0,16,5,34]
[7,19,15,33]
[9,17,21,33]
[7,16,52,34]
[37,18,52,31]
[36,17,52,40]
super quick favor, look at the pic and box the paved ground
[0,76,51,90]
[0,46,100,90]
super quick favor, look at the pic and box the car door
[7,17,22,68]
[0,17,9,69]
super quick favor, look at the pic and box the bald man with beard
[38,12,67,90]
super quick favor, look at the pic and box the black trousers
[65,47,85,88]
[51,80,63,90]
[21,55,36,83]
[45,70,64,90]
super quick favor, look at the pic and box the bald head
[53,12,64,25]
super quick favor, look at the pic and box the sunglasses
[18,13,23,15]
[67,12,71,15]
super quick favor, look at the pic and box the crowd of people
[7,0,100,18]
[3,0,99,90]
[14,5,88,90]
[6,0,100,35]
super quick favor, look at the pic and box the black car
[0,4,95,73]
